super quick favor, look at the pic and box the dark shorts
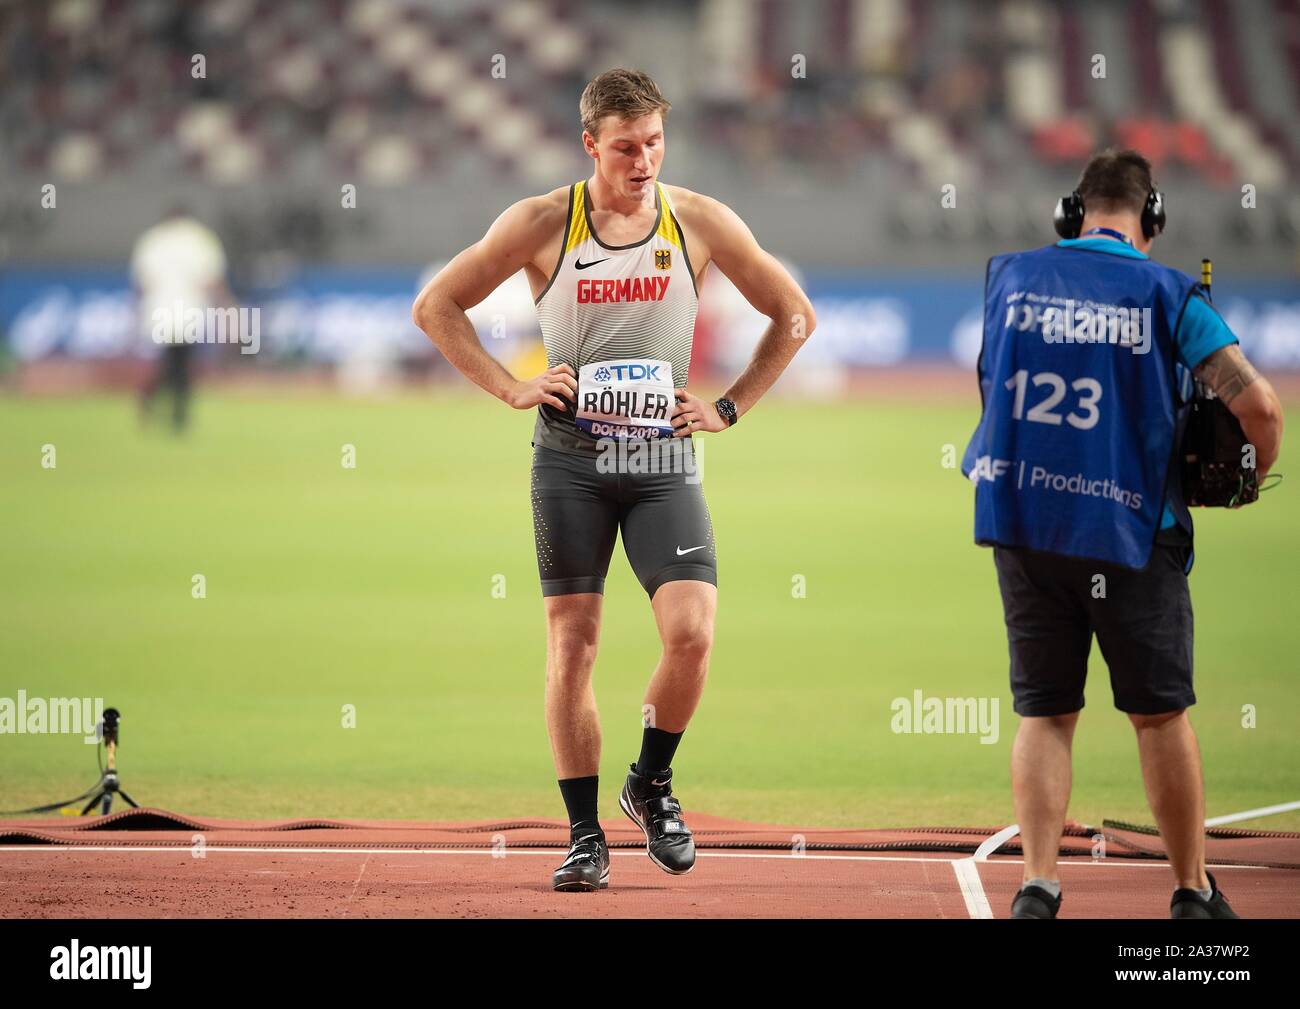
[530,442,717,598]
[993,543,1195,717]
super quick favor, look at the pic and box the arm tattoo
[1194,344,1259,405]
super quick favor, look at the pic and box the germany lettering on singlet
[533,181,698,454]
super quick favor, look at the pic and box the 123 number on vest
[1004,370,1102,430]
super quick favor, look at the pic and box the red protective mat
[2,807,1298,867]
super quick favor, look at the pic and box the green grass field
[2,390,1297,830]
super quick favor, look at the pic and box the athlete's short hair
[1076,148,1155,216]
[580,69,671,139]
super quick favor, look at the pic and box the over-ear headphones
[1053,188,1166,240]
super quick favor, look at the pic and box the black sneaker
[619,764,695,875]
[1171,872,1240,919]
[1010,884,1062,919]
[551,832,609,892]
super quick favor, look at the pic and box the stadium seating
[2,0,1298,260]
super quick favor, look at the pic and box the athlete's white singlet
[533,180,698,453]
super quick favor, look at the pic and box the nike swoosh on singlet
[575,258,609,270]
[675,545,707,556]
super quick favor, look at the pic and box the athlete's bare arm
[412,190,577,410]
[1194,343,1284,476]
[668,189,816,435]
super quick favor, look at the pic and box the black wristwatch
[715,397,738,427]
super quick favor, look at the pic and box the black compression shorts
[530,442,717,598]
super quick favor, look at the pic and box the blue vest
[961,244,1199,569]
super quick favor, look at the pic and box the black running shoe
[1171,872,1239,919]
[551,832,609,892]
[1010,884,1062,919]
[619,764,696,875]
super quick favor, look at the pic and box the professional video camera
[1179,259,1277,508]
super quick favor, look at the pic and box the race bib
[575,358,675,440]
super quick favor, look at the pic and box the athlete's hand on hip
[506,364,577,411]
[671,389,726,437]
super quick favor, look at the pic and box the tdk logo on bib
[603,362,662,381]
[576,358,674,440]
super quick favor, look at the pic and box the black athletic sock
[558,775,602,838]
[635,727,684,778]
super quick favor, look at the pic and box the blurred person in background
[131,206,232,433]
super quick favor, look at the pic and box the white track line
[1206,799,1300,827]
[0,845,950,862]
[0,845,1273,870]
[951,824,1022,920]
[951,858,993,918]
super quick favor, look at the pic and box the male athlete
[412,69,815,891]
[963,149,1284,918]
